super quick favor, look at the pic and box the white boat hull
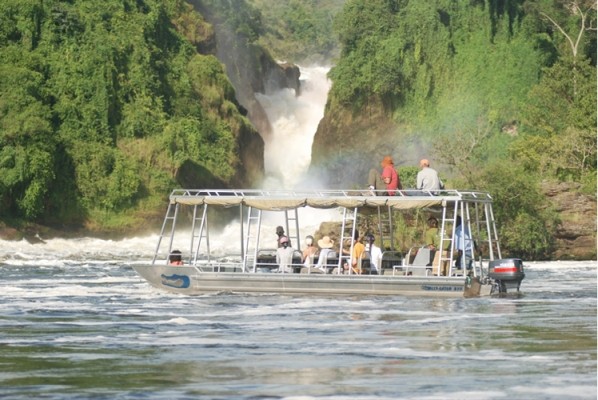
[133,265,493,297]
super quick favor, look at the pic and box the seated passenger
[417,159,444,191]
[342,230,365,274]
[276,226,288,248]
[168,250,184,266]
[367,156,401,195]
[425,216,450,275]
[302,235,319,267]
[315,236,335,272]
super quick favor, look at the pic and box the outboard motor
[488,258,525,293]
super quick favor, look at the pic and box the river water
[1,66,596,399]
[0,237,596,400]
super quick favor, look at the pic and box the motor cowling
[488,258,525,293]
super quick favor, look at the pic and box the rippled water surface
[0,238,596,399]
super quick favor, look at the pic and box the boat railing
[169,188,493,202]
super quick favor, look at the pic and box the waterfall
[0,67,333,260]
[256,65,331,190]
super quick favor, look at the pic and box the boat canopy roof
[169,189,493,211]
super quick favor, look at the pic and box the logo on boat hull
[160,273,190,289]
[421,285,462,292]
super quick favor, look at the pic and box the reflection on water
[0,259,596,399]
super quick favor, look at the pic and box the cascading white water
[256,65,331,189]
[0,65,333,261]
[254,65,334,238]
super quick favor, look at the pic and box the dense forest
[246,0,596,259]
[0,0,596,259]
[0,0,262,232]
[309,0,596,259]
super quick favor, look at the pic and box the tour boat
[132,188,525,297]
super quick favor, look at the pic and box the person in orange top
[342,231,366,274]
[368,156,401,195]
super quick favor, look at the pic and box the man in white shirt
[364,234,383,274]
[416,159,444,191]
[276,236,295,273]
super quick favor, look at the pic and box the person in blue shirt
[454,216,473,270]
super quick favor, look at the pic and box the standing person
[275,226,289,248]
[454,216,473,270]
[276,236,295,273]
[364,234,383,275]
[416,159,444,191]
[368,156,401,195]
[301,235,319,267]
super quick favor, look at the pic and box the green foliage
[501,213,556,260]
[249,0,344,63]
[198,0,263,43]
[329,0,402,105]
[325,0,595,259]
[478,162,559,260]
[0,47,56,219]
[515,58,597,181]
[398,166,418,189]
[0,0,251,230]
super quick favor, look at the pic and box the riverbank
[0,221,158,244]
[1,217,595,261]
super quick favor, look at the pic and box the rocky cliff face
[190,1,300,138]
[310,98,403,187]
[542,182,597,260]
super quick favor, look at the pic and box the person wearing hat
[367,155,401,195]
[276,236,295,273]
[315,236,335,272]
[302,235,319,267]
[417,159,443,191]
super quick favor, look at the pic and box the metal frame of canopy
[153,189,500,280]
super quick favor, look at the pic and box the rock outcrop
[190,1,301,143]
[310,97,402,187]
[542,181,597,260]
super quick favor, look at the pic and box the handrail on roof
[169,188,492,201]
[168,189,493,213]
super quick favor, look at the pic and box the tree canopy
[0,0,255,230]
[324,0,596,258]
